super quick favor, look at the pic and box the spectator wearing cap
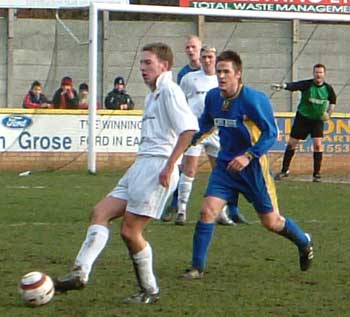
[104,76,135,110]
[77,83,101,110]
[23,80,52,109]
[52,76,79,109]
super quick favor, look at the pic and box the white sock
[132,242,159,294]
[74,224,109,282]
[178,174,195,214]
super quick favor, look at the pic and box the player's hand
[321,112,330,121]
[271,83,284,92]
[159,163,174,188]
[227,155,250,173]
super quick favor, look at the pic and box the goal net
[87,2,350,172]
[1,2,350,174]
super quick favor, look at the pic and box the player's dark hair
[142,42,174,70]
[216,50,243,73]
[313,63,326,72]
[30,80,42,90]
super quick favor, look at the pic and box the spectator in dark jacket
[23,81,52,109]
[78,83,101,110]
[104,76,134,110]
[52,76,79,109]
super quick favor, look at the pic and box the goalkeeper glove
[320,112,330,122]
[271,83,286,91]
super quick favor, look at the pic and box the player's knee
[89,205,107,224]
[199,205,217,222]
[313,145,322,152]
[120,225,132,243]
[261,216,283,232]
[183,168,196,178]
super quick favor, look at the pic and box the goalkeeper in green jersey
[272,64,336,182]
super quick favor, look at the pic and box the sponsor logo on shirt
[214,118,238,128]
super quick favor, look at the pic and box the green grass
[1,171,350,316]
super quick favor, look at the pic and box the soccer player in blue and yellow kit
[184,50,314,279]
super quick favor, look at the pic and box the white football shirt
[138,71,199,157]
[180,69,218,118]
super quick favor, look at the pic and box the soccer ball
[18,271,55,307]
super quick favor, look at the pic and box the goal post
[88,2,350,173]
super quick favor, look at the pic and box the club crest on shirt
[221,99,232,111]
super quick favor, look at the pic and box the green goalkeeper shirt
[285,79,336,120]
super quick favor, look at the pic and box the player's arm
[191,93,216,146]
[245,93,278,158]
[159,130,197,188]
[321,84,337,121]
[271,79,312,92]
[159,86,199,187]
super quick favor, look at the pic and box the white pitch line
[5,185,46,189]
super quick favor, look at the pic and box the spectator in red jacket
[22,81,52,109]
[52,76,79,109]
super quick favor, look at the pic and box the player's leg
[176,147,201,225]
[275,137,299,179]
[184,161,231,278]
[311,119,325,182]
[312,137,323,182]
[121,156,177,303]
[121,212,160,304]
[204,136,234,226]
[249,157,313,271]
[275,112,308,180]
[184,195,226,279]
[227,202,250,225]
[258,209,313,271]
[54,196,127,291]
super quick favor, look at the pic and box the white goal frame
[88,1,350,173]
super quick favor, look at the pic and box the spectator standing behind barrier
[22,81,52,109]
[77,83,101,110]
[52,76,79,109]
[104,76,134,110]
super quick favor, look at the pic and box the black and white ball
[19,271,55,307]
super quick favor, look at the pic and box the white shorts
[108,156,179,219]
[185,131,220,158]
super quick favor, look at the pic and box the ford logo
[2,115,33,129]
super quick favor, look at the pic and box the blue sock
[228,203,238,218]
[279,217,309,251]
[192,221,216,271]
[170,187,178,208]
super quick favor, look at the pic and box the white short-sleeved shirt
[138,71,199,157]
[180,69,218,119]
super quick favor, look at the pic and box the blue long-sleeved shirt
[195,85,278,161]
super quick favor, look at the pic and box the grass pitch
[1,171,350,316]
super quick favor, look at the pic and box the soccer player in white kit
[54,42,199,304]
[175,45,245,225]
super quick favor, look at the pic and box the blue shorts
[205,157,278,213]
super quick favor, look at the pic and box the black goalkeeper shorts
[290,111,324,140]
